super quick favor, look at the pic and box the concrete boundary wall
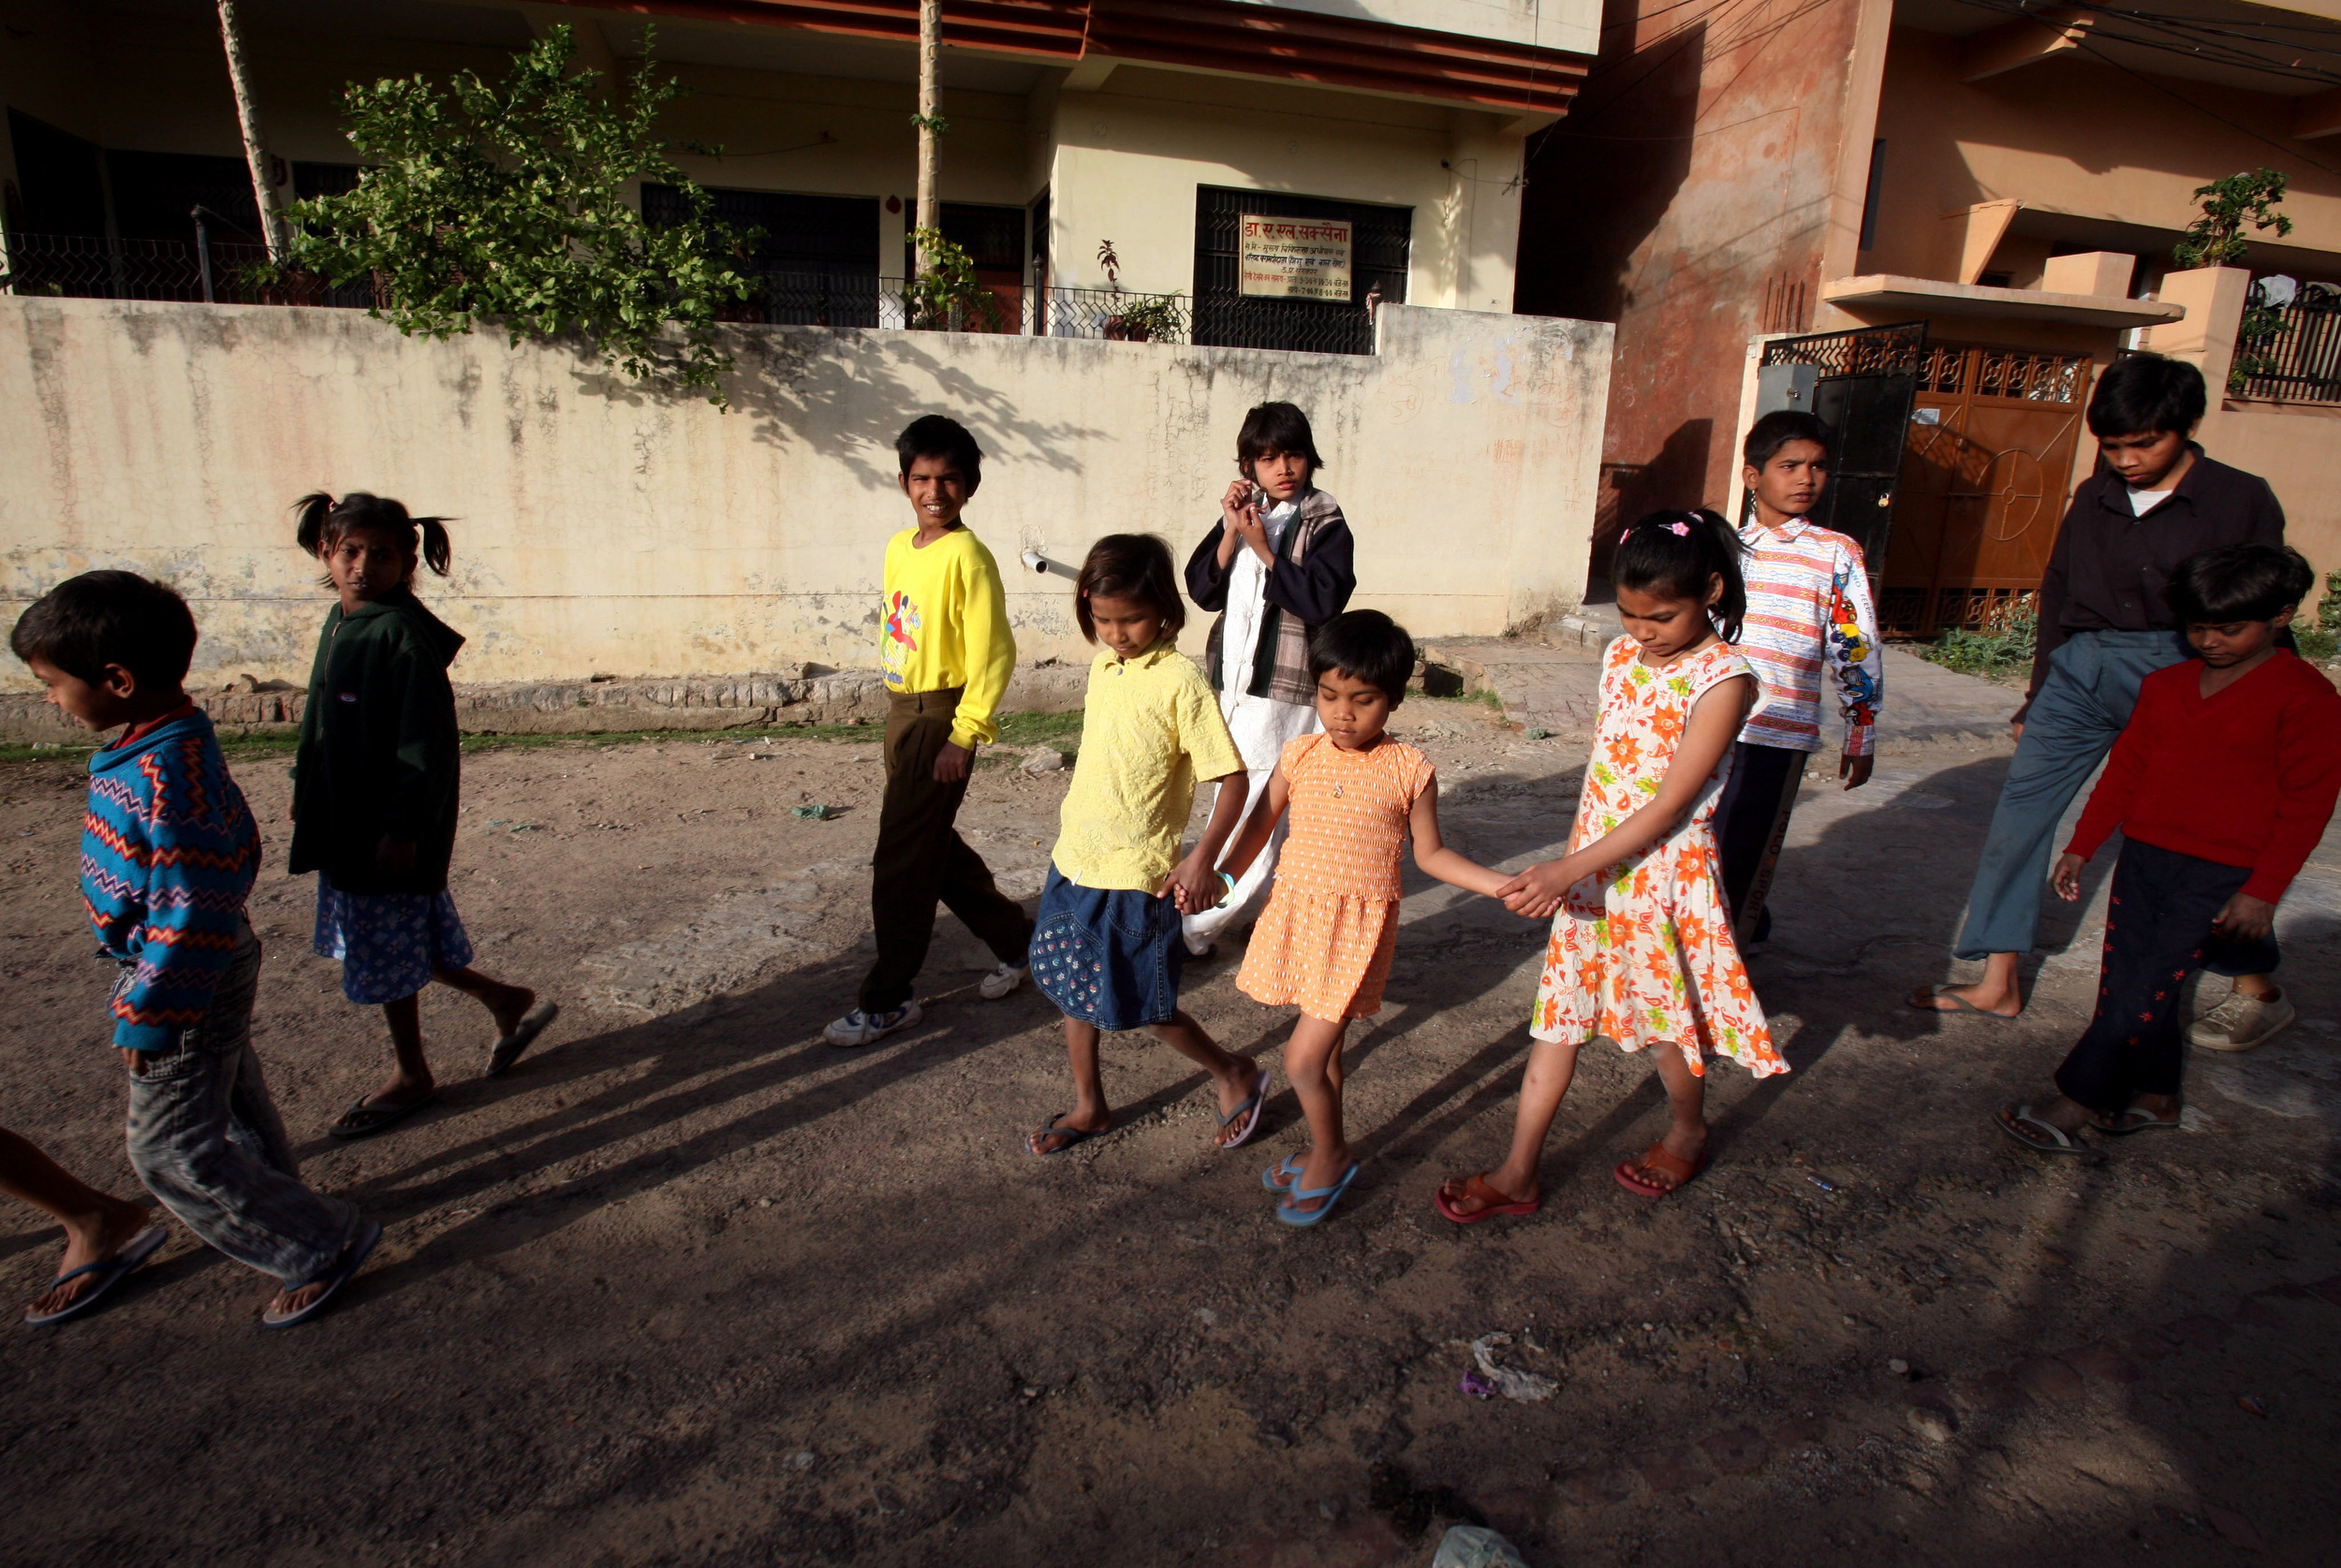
[0,298,1611,699]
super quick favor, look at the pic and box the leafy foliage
[1102,294,1185,343]
[903,227,995,330]
[2172,169,2292,270]
[1917,602,2037,682]
[277,25,753,403]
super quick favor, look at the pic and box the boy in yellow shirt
[826,417,1035,1047]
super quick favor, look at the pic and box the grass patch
[1912,606,2037,683]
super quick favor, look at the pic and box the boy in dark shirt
[1996,546,2340,1155]
[1909,355,2289,1028]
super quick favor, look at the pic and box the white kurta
[1185,500,1320,952]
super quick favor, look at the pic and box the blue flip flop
[1028,1113,1103,1156]
[1260,1152,1305,1193]
[1276,1161,1362,1228]
[22,1225,168,1327]
[261,1219,381,1330]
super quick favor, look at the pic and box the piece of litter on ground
[1464,1332,1557,1402]
[1889,1357,1910,1375]
[1807,1174,1837,1192]
[791,804,837,820]
[1458,1370,1496,1399]
[788,1450,817,1471]
[1431,1524,1530,1568]
[2237,1394,2268,1416]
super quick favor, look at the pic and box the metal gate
[1753,322,1928,580]
[1877,342,2091,637]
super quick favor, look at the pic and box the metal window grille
[0,229,376,307]
[2234,297,2341,405]
[1190,186,1407,356]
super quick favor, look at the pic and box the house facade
[1518,0,2341,630]
[0,0,1597,339]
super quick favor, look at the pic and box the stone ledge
[0,661,1089,744]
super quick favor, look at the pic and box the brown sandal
[1434,1172,1541,1224]
[1614,1141,1705,1196]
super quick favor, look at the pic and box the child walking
[1711,411,1883,945]
[14,571,377,1328]
[1221,610,1512,1225]
[826,416,1033,1047]
[1181,402,1357,959]
[289,493,555,1138]
[1024,535,1264,1155]
[1436,512,1787,1223]
[1997,545,2341,1157]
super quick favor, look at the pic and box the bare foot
[485,985,537,1039]
[1029,1110,1108,1155]
[26,1200,155,1319]
[1212,1061,1267,1150]
[1908,981,2022,1018]
[264,1280,330,1320]
[1281,1146,1354,1216]
[1436,1170,1538,1218]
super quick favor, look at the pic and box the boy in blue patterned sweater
[12,572,378,1329]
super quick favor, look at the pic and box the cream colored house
[0,0,1597,330]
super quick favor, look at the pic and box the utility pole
[215,0,291,259]
[914,0,940,275]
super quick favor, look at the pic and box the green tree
[2172,168,2292,269]
[278,25,752,404]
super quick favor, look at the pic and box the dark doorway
[908,202,1025,333]
[644,184,880,326]
[1191,185,1407,355]
[1754,323,1927,584]
[7,110,106,237]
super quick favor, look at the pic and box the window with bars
[1190,186,1408,356]
[642,183,881,326]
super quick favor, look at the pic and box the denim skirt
[1029,866,1185,1031]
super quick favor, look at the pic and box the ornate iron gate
[1755,321,1928,581]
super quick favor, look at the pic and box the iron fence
[2234,298,2341,404]
[0,230,379,308]
[727,271,1193,343]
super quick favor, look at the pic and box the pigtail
[415,517,453,577]
[1694,507,1748,643]
[293,491,336,557]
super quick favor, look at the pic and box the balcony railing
[0,230,382,308]
[2234,296,2341,405]
[3,238,1372,356]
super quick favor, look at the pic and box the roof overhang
[1820,273,2186,328]
[537,0,1590,114]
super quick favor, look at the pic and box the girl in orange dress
[1437,510,1787,1224]
[1221,611,1512,1225]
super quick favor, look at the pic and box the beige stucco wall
[1038,66,1525,309]
[1865,30,2341,284]
[0,298,1610,691]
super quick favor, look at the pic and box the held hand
[1839,751,1874,791]
[375,835,419,877]
[1230,504,1270,562]
[119,1046,145,1075]
[1495,859,1578,920]
[2050,852,2085,903]
[2010,720,2025,744]
[2213,892,2276,942]
[933,741,973,784]
[1161,854,1223,916]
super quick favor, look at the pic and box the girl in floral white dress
[1437,510,1787,1222]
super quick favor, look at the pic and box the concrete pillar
[2141,266,2249,429]
[2040,251,2135,298]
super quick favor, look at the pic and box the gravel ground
[2,694,2337,1568]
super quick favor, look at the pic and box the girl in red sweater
[1997,545,2341,1157]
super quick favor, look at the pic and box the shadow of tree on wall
[567,323,1115,494]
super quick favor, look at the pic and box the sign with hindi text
[1238,214,1353,301]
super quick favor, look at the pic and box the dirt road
[3,696,2336,1567]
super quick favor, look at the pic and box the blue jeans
[122,925,360,1287]
[1955,629,2193,961]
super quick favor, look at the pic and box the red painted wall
[1516,0,1867,577]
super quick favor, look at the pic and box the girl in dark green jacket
[290,493,555,1138]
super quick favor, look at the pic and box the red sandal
[1433,1172,1541,1224]
[1614,1141,1706,1197]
